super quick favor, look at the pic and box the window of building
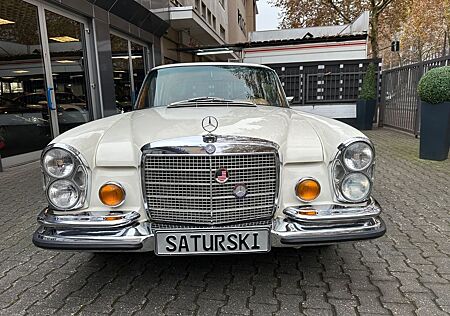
[110,33,149,113]
[110,34,132,112]
[220,25,226,39]
[219,0,225,9]
[45,10,91,134]
[0,0,51,158]
[194,0,199,10]
[130,42,146,105]
[212,15,217,29]
[201,2,206,18]
[207,9,212,25]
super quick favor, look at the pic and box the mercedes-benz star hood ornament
[202,116,218,133]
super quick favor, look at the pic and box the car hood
[52,106,363,167]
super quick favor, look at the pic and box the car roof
[151,62,273,71]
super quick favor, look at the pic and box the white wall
[243,39,367,64]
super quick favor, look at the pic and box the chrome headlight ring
[41,143,90,211]
[331,138,375,203]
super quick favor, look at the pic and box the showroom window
[0,0,95,159]
[0,0,51,158]
[45,10,92,134]
[110,32,149,112]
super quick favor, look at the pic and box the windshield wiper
[167,96,256,108]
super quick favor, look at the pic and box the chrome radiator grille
[143,153,278,225]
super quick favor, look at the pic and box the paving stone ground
[0,127,449,316]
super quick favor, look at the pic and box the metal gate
[379,55,450,136]
[268,59,381,106]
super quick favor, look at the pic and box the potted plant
[356,63,377,130]
[417,66,450,161]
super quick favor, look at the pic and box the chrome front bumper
[33,198,386,252]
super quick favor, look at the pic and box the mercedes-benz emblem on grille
[214,168,229,184]
[233,183,248,198]
[205,144,216,154]
[202,116,218,133]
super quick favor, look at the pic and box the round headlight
[48,179,80,209]
[43,148,75,178]
[343,141,374,171]
[341,172,371,202]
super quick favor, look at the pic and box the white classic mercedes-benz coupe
[33,62,385,255]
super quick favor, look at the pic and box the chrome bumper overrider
[33,198,385,252]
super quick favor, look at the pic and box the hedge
[418,66,450,104]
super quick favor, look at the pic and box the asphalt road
[0,128,449,316]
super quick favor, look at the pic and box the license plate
[155,228,270,255]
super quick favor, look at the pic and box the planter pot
[356,99,376,130]
[420,101,450,161]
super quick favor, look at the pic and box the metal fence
[267,59,381,106]
[379,55,450,135]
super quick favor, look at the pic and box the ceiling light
[111,56,142,59]
[112,56,129,59]
[56,60,76,64]
[0,18,15,25]
[1,76,14,79]
[49,36,79,43]
[13,70,29,74]
[196,49,232,56]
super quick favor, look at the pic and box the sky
[256,0,281,31]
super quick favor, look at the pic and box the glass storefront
[0,0,93,158]
[111,33,148,113]
[0,0,154,163]
[0,0,52,157]
[45,10,91,133]
[111,34,132,112]
[131,42,146,104]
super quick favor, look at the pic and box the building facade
[154,0,257,63]
[0,0,169,166]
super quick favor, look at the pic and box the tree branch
[323,0,352,23]
[377,0,394,12]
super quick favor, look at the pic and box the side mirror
[286,96,294,104]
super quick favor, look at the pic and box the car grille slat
[143,152,278,224]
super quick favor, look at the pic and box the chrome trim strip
[283,197,381,224]
[271,216,384,247]
[33,222,154,252]
[141,135,280,155]
[37,208,140,228]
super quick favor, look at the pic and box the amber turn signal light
[99,182,125,207]
[295,178,321,202]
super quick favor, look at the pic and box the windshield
[135,65,288,109]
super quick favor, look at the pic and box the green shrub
[417,66,450,104]
[359,63,377,101]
